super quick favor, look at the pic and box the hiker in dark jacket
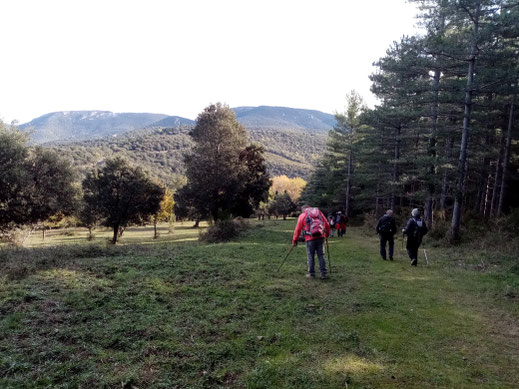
[402,208,428,266]
[376,209,397,261]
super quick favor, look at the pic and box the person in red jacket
[292,205,331,279]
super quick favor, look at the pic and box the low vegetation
[1,220,518,388]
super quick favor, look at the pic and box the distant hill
[20,111,171,143]
[21,106,335,144]
[25,106,335,183]
[148,116,195,128]
[233,106,335,131]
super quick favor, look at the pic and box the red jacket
[292,208,331,244]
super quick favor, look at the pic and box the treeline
[0,104,273,245]
[303,0,519,241]
[0,119,174,245]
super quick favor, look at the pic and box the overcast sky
[1,0,421,124]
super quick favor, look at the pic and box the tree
[231,144,271,217]
[300,91,366,215]
[268,191,297,220]
[82,157,164,244]
[153,187,174,238]
[0,121,79,237]
[270,175,307,202]
[341,90,366,217]
[178,103,270,221]
[0,121,30,232]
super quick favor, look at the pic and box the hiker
[336,211,347,237]
[292,205,331,279]
[376,209,397,261]
[402,208,428,266]
[329,214,336,237]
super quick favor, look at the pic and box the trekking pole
[325,237,332,275]
[423,248,429,265]
[277,244,296,272]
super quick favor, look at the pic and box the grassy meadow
[1,220,518,388]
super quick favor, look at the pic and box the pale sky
[0,0,421,124]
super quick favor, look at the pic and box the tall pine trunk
[451,7,480,241]
[391,125,401,210]
[497,94,516,216]
[345,147,352,217]
[490,129,506,218]
[425,68,442,227]
[440,135,455,215]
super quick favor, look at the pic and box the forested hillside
[51,125,327,187]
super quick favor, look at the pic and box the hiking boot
[389,257,394,261]
[411,258,417,266]
[320,274,329,280]
[306,274,315,279]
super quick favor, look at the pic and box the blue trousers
[306,238,327,276]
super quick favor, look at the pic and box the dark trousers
[407,246,419,261]
[379,235,394,260]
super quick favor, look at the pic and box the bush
[503,208,519,233]
[427,219,450,241]
[200,218,250,243]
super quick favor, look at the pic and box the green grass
[1,220,518,388]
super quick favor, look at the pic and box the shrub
[503,208,519,233]
[200,218,250,243]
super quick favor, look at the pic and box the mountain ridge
[21,106,336,144]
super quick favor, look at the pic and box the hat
[411,208,420,217]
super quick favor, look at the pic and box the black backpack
[412,218,427,239]
[378,216,392,234]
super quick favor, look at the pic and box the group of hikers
[291,205,428,279]
[328,211,348,237]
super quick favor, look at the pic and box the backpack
[304,208,325,237]
[378,216,392,234]
[412,218,427,239]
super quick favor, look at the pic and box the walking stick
[423,248,429,265]
[326,237,332,274]
[277,244,296,272]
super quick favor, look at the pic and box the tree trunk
[42,228,46,242]
[193,219,200,228]
[375,164,381,216]
[112,224,119,244]
[451,8,479,241]
[490,129,506,218]
[154,220,158,239]
[482,167,493,217]
[425,69,442,227]
[478,110,494,216]
[497,95,515,216]
[391,125,401,210]
[440,135,455,213]
[345,150,352,217]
